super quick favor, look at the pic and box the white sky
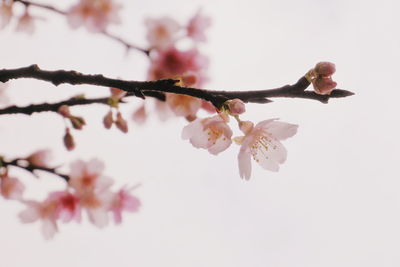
[0,0,399,266]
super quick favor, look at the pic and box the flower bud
[314,62,336,76]
[103,110,113,129]
[226,98,246,115]
[63,129,75,151]
[115,112,128,133]
[57,105,71,117]
[132,105,147,125]
[313,76,337,95]
[70,116,86,130]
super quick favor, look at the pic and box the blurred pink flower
[110,186,141,224]
[0,0,13,29]
[26,149,52,168]
[47,191,81,223]
[67,0,121,32]
[19,200,59,239]
[145,17,180,48]
[236,119,298,180]
[15,11,35,35]
[0,173,25,200]
[68,159,113,227]
[166,93,203,118]
[182,114,232,155]
[187,10,211,42]
[132,104,147,125]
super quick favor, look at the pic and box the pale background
[0,0,399,266]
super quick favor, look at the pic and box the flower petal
[238,149,252,180]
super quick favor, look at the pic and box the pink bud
[313,76,337,95]
[69,116,86,130]
[115,112,128,133]
[63,129,75,151]
[26,149,52,168]
[226,99,246,115]
[314,62,336,76]
[103,110,113,129]
[239,121,254,135]
[58,105,71,117]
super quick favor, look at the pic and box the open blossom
[67,0,121,32]
[0,173,25,200]
[187,10,211,42]
[110,187,141,224]
[68,159,113,227]
[0,0,13,29]
[145,17,180,48]
[19,200,59,239]
[236,119,298,180]
[310,62,337,95]
[15,11,35,35]
[182,114,233,155]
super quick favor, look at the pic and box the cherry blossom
[182,114,233,155]
[110,186,141,224]
[145,17,180,48]
[15,10,35,35]
[19,200,59,239]
[187,10,211,42]
[67,0,121,33]
[68,159,113,227]
[132,104,147,125]
[236,119,298,180]
[0,172,25,200]
[47,191,81,223]
[0,0,13,29]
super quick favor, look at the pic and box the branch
[1,159,70,182]
[13,0,150,55]
[0,65,354,114]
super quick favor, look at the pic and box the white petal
[208,136,232,155]
[238,149,252,180]
[181,119,202,140]
[87,208,109,228]
[19,202,39,223]
[41,219,58,240]
[87,158,105,175]
[265,121,298,140]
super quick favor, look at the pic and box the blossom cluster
[0,154,140,239]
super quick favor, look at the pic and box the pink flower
[132,104,147,125]
[148,46,208,86]
[15,11,35,35]
[26,149,52,168]
[63,128,75,151]
[226,98,246,115]
[19,200,59,239]
[110,186,140,224]
[67,0,121,33]
[182,115,233,155]
[47,191,81,223]
[68,159,113,227]
[145,17,180,48]
[166,93,203,118]
[0,173,25,200]
[187,10,211,42]
[236,119,298,180]
[0,0,13,29]
[310,62,337,95]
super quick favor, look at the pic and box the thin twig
[13,0,150,55]
[1,159,70,182]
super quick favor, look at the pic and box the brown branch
[1,159,70,182]
[13,0,150,55]
[0,65,354,114]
